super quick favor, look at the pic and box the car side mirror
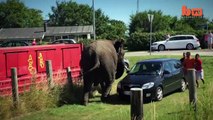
[163,70,170,74]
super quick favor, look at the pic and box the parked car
[117,58,186,101]
[51,39,76,44]
[151,35,200,51]
[0,41,29,47]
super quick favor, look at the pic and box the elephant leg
[83,78,93,106]
[101,80,113,102]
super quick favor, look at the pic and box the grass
[1,55,213,120]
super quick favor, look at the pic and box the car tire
[186,43,194,50]
[158,45,165,51]
[179,79,186,92]
[155,87,163,101]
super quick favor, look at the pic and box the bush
[0,73,83,120]
[127,32,169,51]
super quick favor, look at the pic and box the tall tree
[49,1,92,26]
[99,19,127,40]
[49,1,126,40]
[180,17,208,30]
[0,0,43,28]
[129,10,174,34]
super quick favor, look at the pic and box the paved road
[125,49,213,57]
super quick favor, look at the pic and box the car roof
[56,39,75,41]
[137,58,178,64]
[171,35,195,37]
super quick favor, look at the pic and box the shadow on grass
[94,94,153,105]
[57,84,186,106]
[57,83,83,106]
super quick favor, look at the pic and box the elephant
[81,40,125,105]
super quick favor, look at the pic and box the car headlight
[142,82,154,89]
[152,43,157,45]
[117,82,121,89]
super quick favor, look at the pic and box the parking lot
[125,49,213,57]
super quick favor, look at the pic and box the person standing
[32,39,37,45]
[180,52,186,65]
[194,54,205,88]
[183,52,195,84]
[208,31,213,50]
[165,34,170,39]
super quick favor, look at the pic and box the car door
[177,36,188,49]
[169,60,183,91]
[162,61,174,94]
[164,37,179,49]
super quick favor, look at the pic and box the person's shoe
[202,80,205,84]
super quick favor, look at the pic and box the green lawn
[12,55,213,120]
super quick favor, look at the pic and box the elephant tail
[83,55,100,75]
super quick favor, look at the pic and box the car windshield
[129,62,162,75]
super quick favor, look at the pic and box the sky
[10,0,213,25]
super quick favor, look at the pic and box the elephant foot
[101,95,110,103]
[82,101,88,106]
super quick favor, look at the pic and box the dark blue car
[117,58,186,101]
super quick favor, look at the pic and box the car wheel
[186,43,194,50]
[155,87,163,101]
[179,79,186,92]
[158,45,165,51]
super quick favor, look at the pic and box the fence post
[187,69,197,111]
[66,67,73,87]
[46,60,53,89]
[130,88,143,120]
[11,67,19,108]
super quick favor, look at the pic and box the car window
[169,61,177,72]
[15,42,23,46]
[53,41,61,44]
[64,40,71,44]
[163,62,172,73]
[169,36,189,41]
[186,36,194,39]
[130,62,162,75]
[4,42,13,47]
[169,37,180,41]
[69,40,74,43]
[179,36,187,40]
[169,37,176,41]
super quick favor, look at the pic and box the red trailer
[0,44,83,96]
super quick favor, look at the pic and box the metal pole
[11,67,19,109]
[150,20,152,55]
[137,0,139,14]
[207,22,209,32]
[92,0,96,40]
[130,88,143,120]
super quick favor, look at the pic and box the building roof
[0,25,93,41]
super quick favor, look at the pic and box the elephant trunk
[115,61,125,79]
